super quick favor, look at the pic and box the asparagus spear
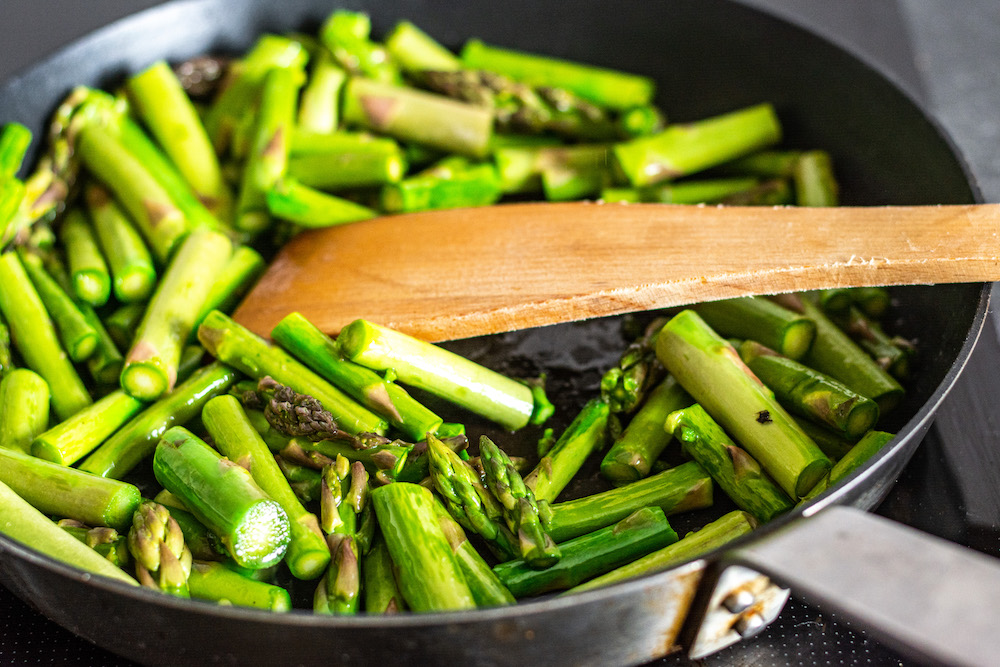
[524,399,610,504]
[692,296,816,360]
[0,369,49,453]
[199,311,388,436]
[319,10,402,84]
[0,312,14,380]
[362,532,406,613]
[546,461,713,542]
[381,156,502,213]
[128,500,193,597]
[79,362,239,479]
[342,77,494,159]
[370,481,477,611]
[0,251,91,420]
[479,436,561,568]
[613,103,782,187]
[31,390,144,466]
[188,560,292,611]
[58,520,130,568]
[158,502,223,562]
[18,249,98,362]
[266,179,377,228]
[0,446,140,531]
[600,376,692,484]
[395,433,469,483]
[59,208,110,307]
[738,340,879,439]
[240,376,345,441]
[802,430,896,500]
[385,21,462,72]
[271,312,442,440]
[667,404,794,523]
[599,317,667,415]
[655,310,830,498]
[494,507,677,598]
[0,479,137,586]
[127,61,233,222]
[851,286,892,318]
[154,426,291,569]
[432,501,516,607]
[314,458,366,614]
[0,122,31,181]
[284,437,411,481]
[203,395,330,580]
[235,65,304,232]
[427,433,518,560]
[287,132,406,190]
[298,52,347,133]
[569,510,756,593]
[793,150,838,207]
[601,177,760,205]
[121,228,233,401]
[836,305,915,380]
[460,39,654,110]
[337,318,536,431]
[192,245,266,335]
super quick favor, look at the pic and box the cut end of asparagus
[795,458,832,499]
[781,319,817,360]
[121,362,172,401]
[228,500,291,570]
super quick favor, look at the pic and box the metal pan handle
[716,505,1000,666]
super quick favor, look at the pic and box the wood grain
[233,201,1000,341]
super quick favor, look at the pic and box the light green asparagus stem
[18,249,98,362]
[203,395,330,580]
[0,369,49,453]
[192,245,266,335]
[692,296,816,360]
[386,21,461,72]
[802,430,896,500]
[85,184,156,303]
[337,318,535,431]
[362,533,406,613]
[0,479,138,586]
[128,500,193,597]
[60,208,110,307]
[31,390,144,466]
[121,228,233,401]
[266,179,377,228]
[793,150,838,207]
[524,399,609,504]
[433,502,516,607]
[0,251,91,420]
[188,560,292,610]
[380,156,502,212]
[298,52,347,134]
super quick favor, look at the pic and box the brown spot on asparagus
[359,94,398,129]
[126,339,158,364]
[143,199,180,228]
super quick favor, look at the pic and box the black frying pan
[0,1,991,665]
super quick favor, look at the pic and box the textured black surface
[0,1,996,665]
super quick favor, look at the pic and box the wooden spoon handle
[234,201,1000,341]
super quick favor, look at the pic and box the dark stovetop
[2,1,1000,665]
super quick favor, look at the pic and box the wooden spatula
[233,201,1000,342]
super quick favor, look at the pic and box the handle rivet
[722,589,755,614]
[734,612,766,638]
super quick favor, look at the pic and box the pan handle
[716,505,1000,667]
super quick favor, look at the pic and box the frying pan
[0,0,993,665]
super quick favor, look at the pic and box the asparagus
[76,121,188,264]
[524,399,610,504]
[154,426,291,569]
[667,404,794,523]
[0,313,13,380]
[188,560,292,611]
[546,461,713,542]
[802,430,896,500]
[337,318,536,431]
[619,104,666,137]
[0,446,140,531]
[276,455,322,504]
[103,302,146,350]
[121,228,233,401]
[427,433,518,560]
[793,150,838,207]
[0,251,91,420]
[569,510,756,593]
[199,311,388,436]
[599,317,667,415]
[18,249,98,362]
[298,52,347,133]
[0,369,49,453]
[851,286,892,318]
[160,502,224,562]
[58,520,130,568]
[266,179,377,228]
[719,178,794,205]
[59,208,110,306]
[460,39,654,110]
[271,312,442,440]
[655,310,830,498]
[494,143,608,196]
[493,507,677,598]
[320,10,402,84]
[738,340,879,440]
[79,362,239,479]
[433,501,516,607]
[241,376,345,441]
[204,34,308,154]
[385,21,462,72]
[712,149,802,177]
[235,65,303,232]
[0,479,138,586]
[363,533,406,613]
[479,436,561,568]
[0,122,31,181]
[127,61,233,221]
[692,296,816,360]
[31,390,144,466]
[342,77,494,159]
[287,132,406,190]
[192,245,266,334]
[380,156,502,213]
[837,305,915,380]
[370,482,477,611]
[284,437,411,481]
[128,500,193,597]
[203,395,330,580]
[602,177,761,205]
[613,103,782,187]
[315,458,366,614]
[788,295,905,412]
[600,376,692,484]
[395,433,469,484]
[793,416,857,462]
